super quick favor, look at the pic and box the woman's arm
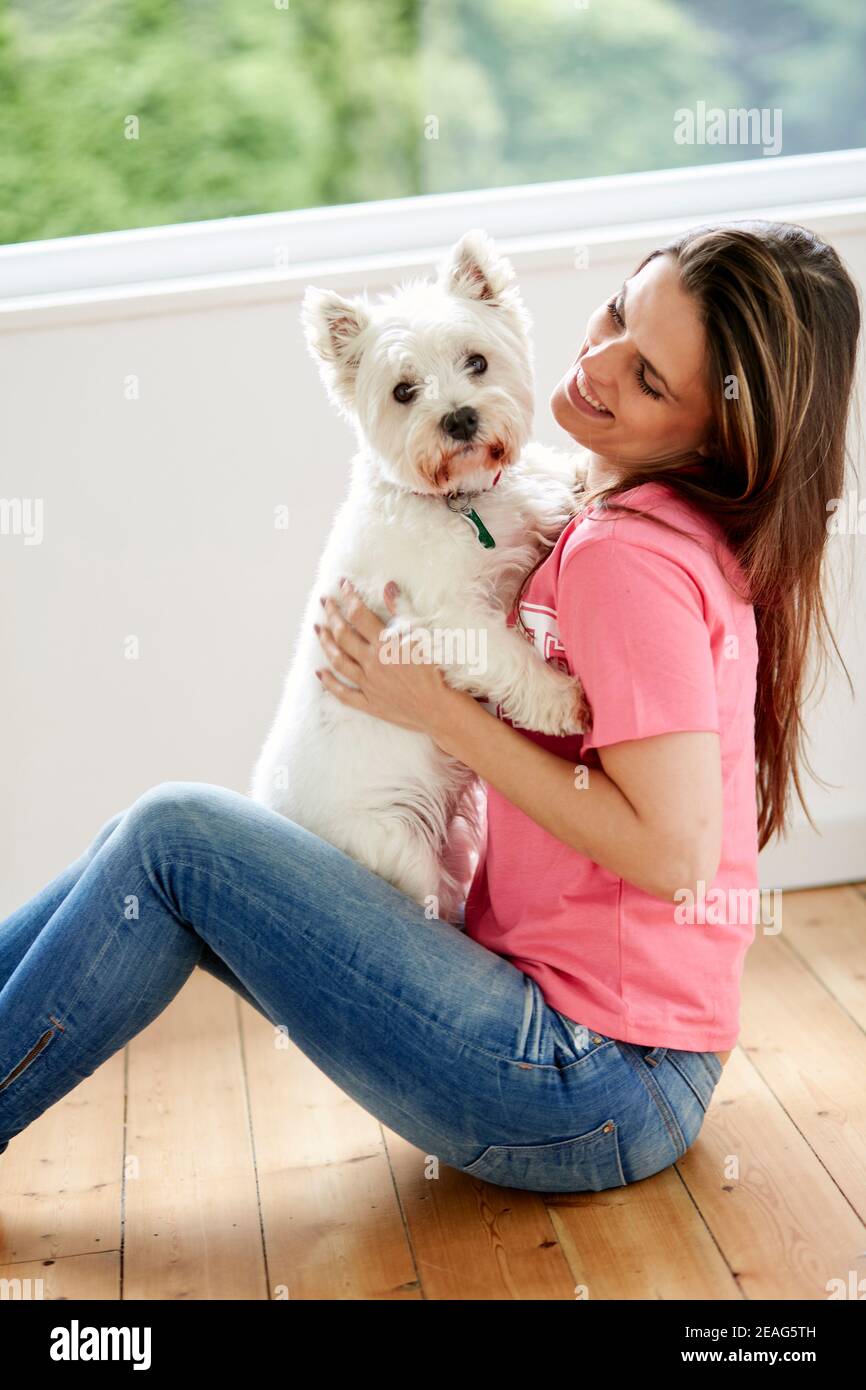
[429,686,722,903]
[314,580,722,903]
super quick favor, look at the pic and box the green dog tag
[459,506,496,548]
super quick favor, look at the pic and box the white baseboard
[758,813,866,891]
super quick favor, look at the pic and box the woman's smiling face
[550,252,715,467]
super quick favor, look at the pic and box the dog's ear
[436,229,532,340]
[302,287,371,410]
[436,229,517,306]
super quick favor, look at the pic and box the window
[2,0,864,248]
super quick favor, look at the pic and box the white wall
[2,207,865,912]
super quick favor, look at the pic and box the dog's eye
[465,354,488,375]
[393,381,417,403]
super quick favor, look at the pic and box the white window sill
[0,148,864,327]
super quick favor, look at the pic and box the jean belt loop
[643,1045,668,1068]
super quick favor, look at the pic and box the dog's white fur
[250,229,588,923]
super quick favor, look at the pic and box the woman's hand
[313,578,461,741]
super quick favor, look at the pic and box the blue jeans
[0,782,723,1192]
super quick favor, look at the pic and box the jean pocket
[459,1117,626,1193]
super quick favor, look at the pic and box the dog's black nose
[441,406,479,441]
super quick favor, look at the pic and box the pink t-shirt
[464,479,759,1052]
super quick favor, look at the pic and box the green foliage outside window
[0,0,863,246]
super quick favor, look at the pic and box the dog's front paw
[503,667,589,737]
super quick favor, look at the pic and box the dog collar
[411,467,502,549]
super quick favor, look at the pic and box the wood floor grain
[2,882,865,1301]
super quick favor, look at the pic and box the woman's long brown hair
[515,221,862,851]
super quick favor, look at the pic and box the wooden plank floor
[2,881,865,1301]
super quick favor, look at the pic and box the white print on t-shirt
[514,600,570,674]
[476,599,569,718]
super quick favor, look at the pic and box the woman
[0,221,859,1193]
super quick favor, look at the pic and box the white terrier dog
[250,229,587,923]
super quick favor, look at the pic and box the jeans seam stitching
[615,1041,687,1158]
[53,867,158,1035]
[667,1052,713,1114]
